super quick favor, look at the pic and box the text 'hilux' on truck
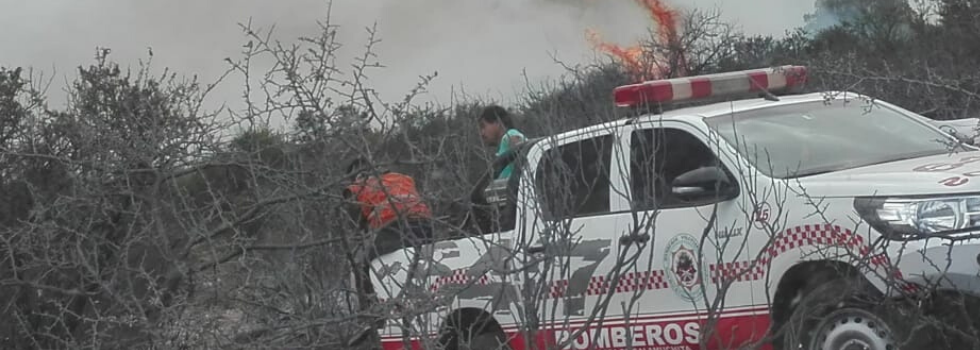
[366,65,980,350]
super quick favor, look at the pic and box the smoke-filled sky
[1,0,814,125]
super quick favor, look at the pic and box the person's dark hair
[478,105,515,129]
[346,157,369,177]
[346,157,391,179]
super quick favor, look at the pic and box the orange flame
[586,29,647,77]
[586,0,688,82]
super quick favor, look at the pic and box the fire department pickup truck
[366,66,980,350]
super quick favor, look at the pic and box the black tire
[458,332,510,350]
[776,277,922,350]
[442,326,511,350]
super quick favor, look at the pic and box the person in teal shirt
[478,105,526,180]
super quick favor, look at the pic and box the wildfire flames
[586,0,687,82]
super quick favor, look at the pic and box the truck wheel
[442,326,511,350]
[778,278,919,350]
[458,332,510,350]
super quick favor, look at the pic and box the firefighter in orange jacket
[343,158,434,258]
[342,157,434,334]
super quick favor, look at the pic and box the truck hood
[794,151,980,197]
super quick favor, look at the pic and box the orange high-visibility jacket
[346,172,432,229]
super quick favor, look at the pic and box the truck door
[520,127,641,337]
[617,121,767,349]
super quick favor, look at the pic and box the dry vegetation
[2,0,980,349]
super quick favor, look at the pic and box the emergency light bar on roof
[612,65,808,108]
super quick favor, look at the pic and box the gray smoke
[803,0,861,36]
[1,0,812,127]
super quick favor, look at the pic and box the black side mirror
[670,166,736,199]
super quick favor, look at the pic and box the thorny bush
[3,1,980,349]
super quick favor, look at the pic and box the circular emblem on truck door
[664,233,705,303]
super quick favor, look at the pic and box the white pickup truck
[366,66,980,350]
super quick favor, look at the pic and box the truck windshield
[704,99,967,179]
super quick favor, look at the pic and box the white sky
[0,0,815,128]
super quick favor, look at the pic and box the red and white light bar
[612,65,808,108]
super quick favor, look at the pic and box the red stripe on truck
[689,77,712,99]
[746,71,769,91]
[380,312,773,350]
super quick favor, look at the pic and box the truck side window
[630,128,734,209]
[535,135,614,221]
